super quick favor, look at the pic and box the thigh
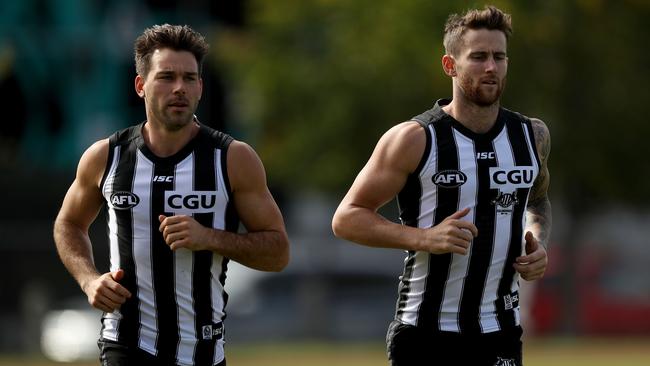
[386,320,458,366]
[98,340,162,366]
[98,340,130,366]
[477,327,523,366]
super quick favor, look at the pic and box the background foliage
[215,0,650,205]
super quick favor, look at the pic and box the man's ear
[135,74,145,98]
[442,54,457,77]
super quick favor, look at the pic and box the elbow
[272,248,290,272]
[331,209,349,239]
[269,234,290,272]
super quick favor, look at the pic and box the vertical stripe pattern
[99,124,235,365]
[395,101,539,334]
[132,150,157,353]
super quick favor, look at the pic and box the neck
[142,120,199,158]
[442,96,500,134]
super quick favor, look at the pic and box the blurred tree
[216,0,650,206]
[216,0,456,194]
[509,0,650,207]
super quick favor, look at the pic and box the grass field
[1,337,648,365]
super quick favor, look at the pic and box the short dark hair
[134,24,209,78]
[443,5,512,56]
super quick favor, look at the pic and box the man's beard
[458,74,506,107]
[163,113,194,131]
[155,102,197,132]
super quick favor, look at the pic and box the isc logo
[432,170,467,188]
[164,190,218,213]
[153,175,173,183]
[489,167,535,188]
[476,152,495,160]
[109,191,140,210]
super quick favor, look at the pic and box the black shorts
[386,320,523,366]
[98,339,226,366]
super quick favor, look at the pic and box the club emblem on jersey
[109,191,140,210]
[492,191,518,215]
[432,170,467,188]
[201,322,224,340]
[494,357,517,366]
[202,325,212,340]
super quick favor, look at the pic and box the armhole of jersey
[220,136,234,197]
[523,117,542,169]
[99,135,117,194]
[411,120,432,177]
[220,136,240,232]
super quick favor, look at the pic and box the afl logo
[109,191,140,210]
[432,170,467,188]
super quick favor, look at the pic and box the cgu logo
[165,191,218,213]
[109,191,140,210]
[489,167,535,188]
[432,170,467,188]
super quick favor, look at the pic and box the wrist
[79,272,100,294]
[410,226,428,252]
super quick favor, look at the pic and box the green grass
[524,337,650,366]
[1,337,648,365]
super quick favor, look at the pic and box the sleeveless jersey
[99,122,238,365]
[395,99,540,334]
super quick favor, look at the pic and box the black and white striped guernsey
[99,122,238,365]
[395,99,540,334]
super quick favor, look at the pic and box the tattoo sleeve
[527,118,552,248]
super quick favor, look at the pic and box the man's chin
[164,116,193,131]
[473,91,502,107]
[475,99,499,107]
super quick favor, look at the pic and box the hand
[514,231,548,281]
[421,208,478,255]
[158,214,210,251]
[83,269,131,313]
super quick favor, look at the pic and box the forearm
[526,196,552,249]
[53,219,100,291]
[333,205,422,251]
[206,228,289,272]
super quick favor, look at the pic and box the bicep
[57,179,104,231]
[529,118,551,205]
[56,140,108,231]
[228,142,285,233]
[342,159,409,213]
[340,122,425,212]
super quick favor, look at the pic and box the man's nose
[485,57,497,72]
[172,78,186,94]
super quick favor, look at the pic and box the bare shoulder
[374,121,426,174]
[381,121,426,147]
[529,118,551,162]
[226,139,266,192]
[77,138,110,188]
[227,139,263,168]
